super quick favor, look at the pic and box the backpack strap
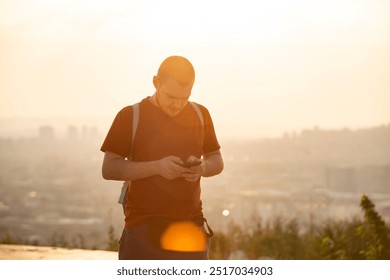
[129,103,139,159]
[189,101,204,127]
[118,103,139,208]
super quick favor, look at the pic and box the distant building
[355,165,390,193]
[326,167,356,192]
[67,126,78,140]
[82,126,99,140]
[38,126,55,140]
[326,165,390,193]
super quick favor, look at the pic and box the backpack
[118,101,205,211]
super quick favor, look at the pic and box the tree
[358,195,390,259]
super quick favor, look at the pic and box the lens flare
[160,221,206,252]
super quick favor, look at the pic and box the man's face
[155,77,193,117]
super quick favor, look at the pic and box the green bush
[209,195,390,260]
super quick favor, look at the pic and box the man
[100,56,224,259]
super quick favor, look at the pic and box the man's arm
[102,151,189,181]
[201,150,224,177]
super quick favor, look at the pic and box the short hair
[157,56,195,86]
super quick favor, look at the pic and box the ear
[153,76,160,90]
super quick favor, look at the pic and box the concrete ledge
[0,244,117,260]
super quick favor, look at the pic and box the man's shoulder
[119,98,148,111]
[190,101,208,111]
[189,102,211,118]
[116,105,133,118]
[118,99,147,114]
[115,98,152,120]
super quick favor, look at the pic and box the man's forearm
[202,153,224,177]
[103,153,191,181]
[102,154,159,181]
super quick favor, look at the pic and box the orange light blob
[160,221,206,252]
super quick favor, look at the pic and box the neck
[150,92,160,108]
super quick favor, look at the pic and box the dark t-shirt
[101,97,221,226]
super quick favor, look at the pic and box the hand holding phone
[182,156,202,167]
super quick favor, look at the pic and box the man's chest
[132,110,204,160]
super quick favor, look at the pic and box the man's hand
[181,157,205,182]
[156,156,188,180]
[181,150,224,182]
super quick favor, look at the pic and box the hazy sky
[1,0,389,138]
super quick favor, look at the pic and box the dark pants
[118,223,210,260]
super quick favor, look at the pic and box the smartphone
[182,159,202,167]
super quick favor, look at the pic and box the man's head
[153,56,195,117]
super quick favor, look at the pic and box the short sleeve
[199,105,221,154]
[100,106,133,158]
